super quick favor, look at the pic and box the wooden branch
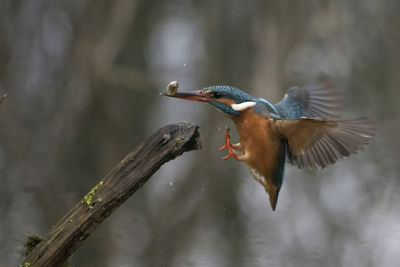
[22,122,201,267]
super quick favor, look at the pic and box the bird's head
[164,85,258,116]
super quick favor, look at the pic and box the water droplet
[201,187,205,192]
[217,127,221,131]
[183,63,187,66]
[169,181,174,186]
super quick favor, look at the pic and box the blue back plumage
[274,79,341,120]
[256,98,280,116]
[274,91,306,119]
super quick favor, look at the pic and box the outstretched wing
[273,117,376,169]
[274,75,341,120]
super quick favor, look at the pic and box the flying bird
[163,77,375,210]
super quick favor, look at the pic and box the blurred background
[0,0,399,266]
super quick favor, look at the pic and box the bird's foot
[219,127,240,160]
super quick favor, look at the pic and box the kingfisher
[163,77,375,210]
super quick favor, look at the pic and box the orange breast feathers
[233,109,282,181]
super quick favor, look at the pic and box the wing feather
[273,117,376,169]
[274,75,341,120]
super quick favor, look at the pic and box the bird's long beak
[162,90,212,102]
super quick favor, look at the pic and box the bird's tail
[267,187,281,211]
[249,167,283,211]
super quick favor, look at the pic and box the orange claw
[218,128,229,150]
[219,127,240,161]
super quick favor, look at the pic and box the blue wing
[272,76,348,170]
[274,76,341,120]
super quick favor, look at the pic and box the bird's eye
[212,92,223,99]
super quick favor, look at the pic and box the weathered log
[21,122,201,267]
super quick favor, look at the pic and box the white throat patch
[231,101,256,111]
